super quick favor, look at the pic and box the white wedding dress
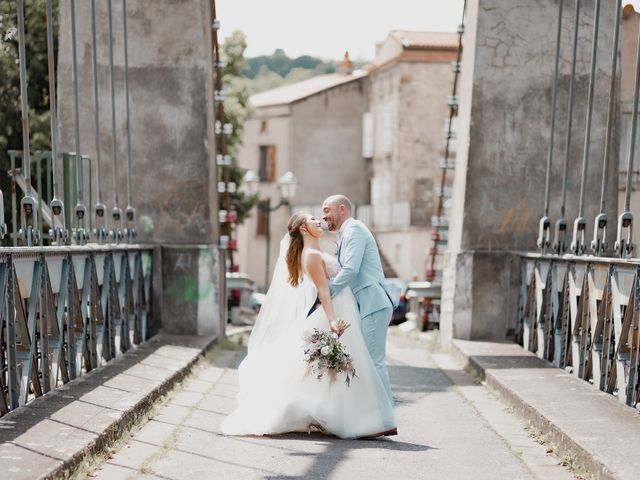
[220,239,396,439]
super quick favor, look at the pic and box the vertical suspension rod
[543,0,564,218]
[17,0,31,196]
[108,0,120,210]
[46,0,66,243]
[624,24,640,213]
[577,0,600,218]
[211,0,233,257]
[592,0,622,256]
[122,0,133,211]
[107,0,123,242]
[122,0,136,240]
[46,0,60,203]
[538,0,564,252]
[560,0,582,218]
[427,0,466,279]
[554,0,581,254]
[571,0,600,255]
[70,0,84,206]
[91,0,103,207]
[616,2,640,257]
[91,0,108,244]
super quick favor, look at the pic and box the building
[235,56,369,288]
[366,31,458,281]
[235,31,458,286]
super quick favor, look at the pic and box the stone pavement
[0,334,216,480]
[454,339,640,480]
[87,333,575,480]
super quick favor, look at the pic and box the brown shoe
[359,428,398,439]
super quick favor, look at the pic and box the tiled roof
[250,71,367,108]
[389,30,459,50]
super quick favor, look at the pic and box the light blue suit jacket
[329,219,400,318]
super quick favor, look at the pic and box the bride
[220,213,396,439]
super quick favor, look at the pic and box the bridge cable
[571,0,601,255]
[211,0,235,259]
[592,0,622,256]
[426,0,466,281]
[46,0,66,244]
[91,0,107,244]
[538,0,564,253]
[17,0,39,245]
[616,5,640,257]
[554,0,581,255]
[122,0,136,242]
[69,0,87,245]
[107,0,123,242]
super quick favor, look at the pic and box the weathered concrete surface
[57,0,224,334]
[160,246,223,337]
[89,334,574,480]
[57,0,219,245]
[235,75,370,288]
[453,339,640,480]
[0,334,215,480]
[442,0,620,342]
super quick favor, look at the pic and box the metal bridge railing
[520,1,640,409]
[0,1,160,417]
[0,246,153,416]
[518,255,640,409]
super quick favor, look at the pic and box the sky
[216,0,465,61]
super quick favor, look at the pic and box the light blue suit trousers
[329,219,398,405]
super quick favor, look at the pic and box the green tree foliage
[245,49,336,80]
[219,30,256,226]
[0,0,57,242]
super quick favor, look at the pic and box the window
[259,145,277,182]
[256,200,269,236]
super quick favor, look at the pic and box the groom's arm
[329,227,365,297]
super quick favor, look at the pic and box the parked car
[384,278,409,325]
[250,291,266,313]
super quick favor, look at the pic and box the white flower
[331,333,339,340]
[321,346,331,356]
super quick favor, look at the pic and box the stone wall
[442,0,620,342]
[290,78,370,207]
[57,0,223,336]
[57,0,218,245]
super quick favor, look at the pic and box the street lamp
[243,170,298,286]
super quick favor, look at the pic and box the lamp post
[243,170,298,286]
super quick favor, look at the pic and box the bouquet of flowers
[302,319,357,386]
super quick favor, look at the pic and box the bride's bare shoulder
[303,249,325,271]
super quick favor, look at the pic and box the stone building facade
[367,31,458,280]
[235,32,459,285]
[235,66,369,288]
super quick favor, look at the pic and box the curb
[0,334,218,480]
[60,336,218,479]
[452,340,615,480]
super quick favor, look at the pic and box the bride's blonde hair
[286,213,307,287]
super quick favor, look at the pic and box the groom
[322,195,400,410]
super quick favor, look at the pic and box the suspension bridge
[0,0,639,479]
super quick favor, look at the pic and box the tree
[219,30,256,226]
[0,0,57,244]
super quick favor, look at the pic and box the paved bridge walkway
[86,333,574,480]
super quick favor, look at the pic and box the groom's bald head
[322,195,353,231]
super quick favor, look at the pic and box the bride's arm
[306,252,336,323]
